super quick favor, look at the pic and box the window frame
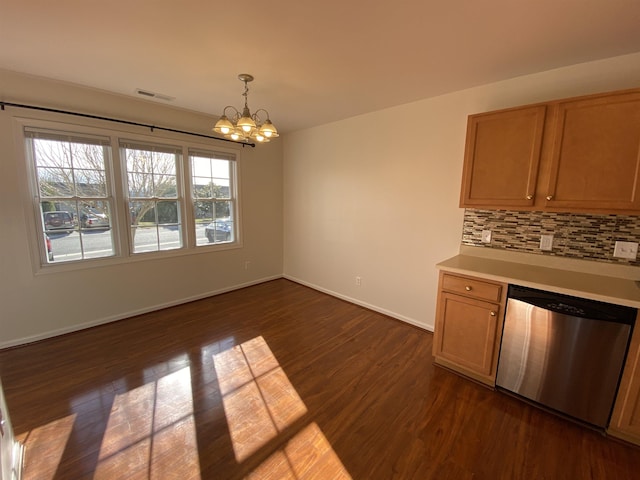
[25,127,119,263]
[189,148,238,247]
[121,139,184,254]
[14,116,242,275]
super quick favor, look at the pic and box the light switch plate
[614,241,638,259]
[481,230,492,243]
[540,234,553,251]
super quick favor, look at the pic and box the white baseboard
[283,275,434,332]
[2,274,433,350]
[1,275,282,350]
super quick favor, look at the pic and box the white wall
[0,70,283,348]
[282,52,640,331]
[2,52,639,347]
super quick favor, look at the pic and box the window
[25,129,115,263]
[122,142,182,253]
[20,119,240,270]
[190,149,236,246]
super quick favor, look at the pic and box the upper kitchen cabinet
[459,105,546,208]
[459,88,640,214]
[544,91,640,212]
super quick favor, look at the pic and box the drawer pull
[526,194,533,200]
[465,286,472,291]
[490,311,496,316]
[546,195,553,201]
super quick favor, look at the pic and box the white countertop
[437,249,640,308]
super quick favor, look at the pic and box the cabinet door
[460,105,546,208]
[433,291,501,385]
[545,91,640,212]
[608,317,640,445]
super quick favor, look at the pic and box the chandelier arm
[222,105,241,121]
[252,108,271,123]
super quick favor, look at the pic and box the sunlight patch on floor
[214,336,351,478]
[19,414,76,480]
[213,336,308,462]
[246,423,352,480]
[94,367,201,480]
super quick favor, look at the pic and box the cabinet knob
[465,286,472,291]
[526,194,533,200]
[546,195,553,201]
[490,311,496,316]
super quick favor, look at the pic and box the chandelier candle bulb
[213,74,279,144]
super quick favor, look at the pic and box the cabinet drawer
[441,273,502,302]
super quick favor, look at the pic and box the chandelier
[213,74,279,144]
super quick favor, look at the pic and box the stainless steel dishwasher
[496,284,636,429]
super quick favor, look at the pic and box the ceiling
[2,1,639,134]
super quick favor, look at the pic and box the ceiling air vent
[134,88,175,102]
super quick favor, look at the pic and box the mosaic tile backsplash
[462,209,640,266]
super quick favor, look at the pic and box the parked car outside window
[80,207,110,229]
[204,219,232,243]
[43,211,74,231]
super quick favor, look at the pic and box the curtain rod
[0,101,255,148]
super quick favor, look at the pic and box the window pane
[131,225,159,253]
[81,229,116,259]
[157,200,178,224]
[212,179,230,199]
[159,226,181,250]
[70,143,105,170]
[191,156,211,177]
[126,148,149,173]
[194,201,213,222]
[42,203,76,232]
[202,218,233,244]
[37,167,74,197]
[33,138,73,169]
[79,201,111,230]
[75,169,106,196]
[215,200,232,219]
[192,179,211,198]
[130,200,151,226]
[128,171,153,197]
[154,173,177,197]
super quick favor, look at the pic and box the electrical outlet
[355,276,362,286]
[540,234,553,251]
[481,230,492,243]
[614,241,638,260]
[244,261,251,270]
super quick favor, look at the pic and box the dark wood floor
[1,279,639,479]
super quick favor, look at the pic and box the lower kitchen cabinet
[432,272,507,386]
[608,314,640,446]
